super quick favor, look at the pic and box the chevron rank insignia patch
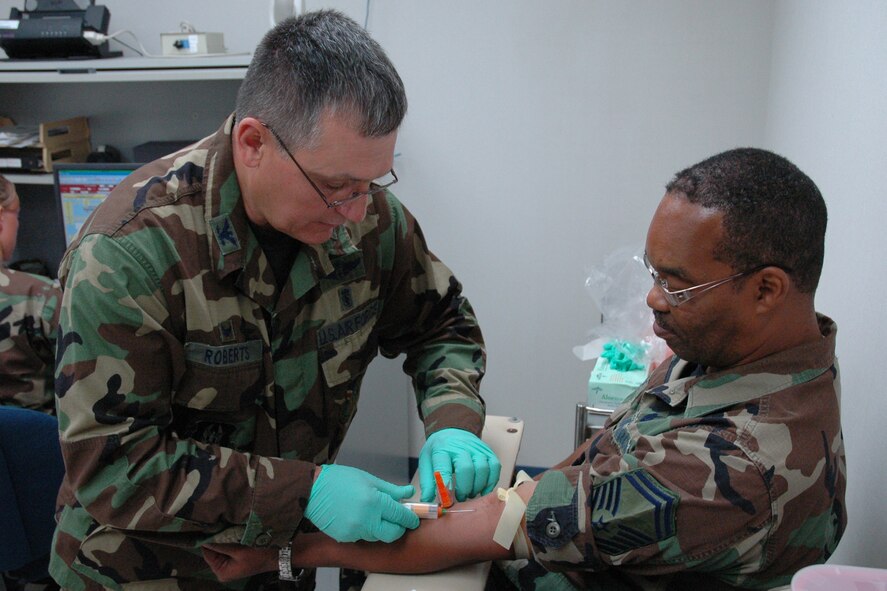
[591,468,679,556]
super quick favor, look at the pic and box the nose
[335,195,369,223]
[646,283,669,312]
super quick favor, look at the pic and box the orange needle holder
[434,470,454,508]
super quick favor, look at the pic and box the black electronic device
[0,0,121,59]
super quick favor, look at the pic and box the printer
[0,0,120,60]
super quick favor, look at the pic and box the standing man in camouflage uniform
[204,148,846,590]
[0,174,60,415]
[50,10,499,590]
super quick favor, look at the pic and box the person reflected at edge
[0,173,60,415]
[50,10,499,590]
[203,148,845,590]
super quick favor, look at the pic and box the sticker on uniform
[338,287,354,310]
[185,340,263,368]
[218,319,237,343]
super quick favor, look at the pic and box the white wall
[371,0,775,468]
[0,0,774,468]
[3,0,883,570]
[764,0,887,569]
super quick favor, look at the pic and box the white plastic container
[791,564,887,590]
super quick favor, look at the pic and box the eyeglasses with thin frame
[260,122,398,209]
[638,252,773,307]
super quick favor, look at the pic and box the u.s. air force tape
[493,470,534,557]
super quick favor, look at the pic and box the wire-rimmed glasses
[638,252,772,307]
[261,121,398,208]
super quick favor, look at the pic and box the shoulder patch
[591,469,679,556]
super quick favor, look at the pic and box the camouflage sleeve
[518,428,772,582]
[41,280,61,342]
[0,270,61,413]
[373,195,486,438]
[56,234,310,547]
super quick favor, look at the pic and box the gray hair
[235,9,407,150]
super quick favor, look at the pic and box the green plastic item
[600,340,645,372]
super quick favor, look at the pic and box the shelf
[0,55,252,83]
[5,172,53,185]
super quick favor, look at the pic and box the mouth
[652,314,674,339]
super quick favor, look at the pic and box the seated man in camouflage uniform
[50,10,501,591]
[0,173,61,415]
[203,148,846,590]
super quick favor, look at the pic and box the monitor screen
[53,163,142,246]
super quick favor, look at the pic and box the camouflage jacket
[0,266,60,414]
[50,115,486,590]
[509,315,844,591]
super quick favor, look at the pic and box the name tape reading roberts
[185,340,263,368]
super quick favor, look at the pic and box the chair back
[0,407,65,578]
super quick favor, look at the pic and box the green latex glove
[418,428,501,502]
[305,464,420,543]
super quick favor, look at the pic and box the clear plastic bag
[573,244,669,369]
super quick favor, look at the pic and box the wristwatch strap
[278,541,304,582]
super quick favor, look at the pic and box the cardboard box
[587,355,649,410]
[0,116,91,172]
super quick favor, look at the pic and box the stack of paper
[0,126,40,148]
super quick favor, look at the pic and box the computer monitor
[53,162,142,246]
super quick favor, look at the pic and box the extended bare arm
[203,481,536,582]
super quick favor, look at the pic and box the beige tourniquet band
[493,470,533,557]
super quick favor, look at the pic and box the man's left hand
[202,544,276,582]
[418,428,501,502]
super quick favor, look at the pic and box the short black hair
[666,148,827,293]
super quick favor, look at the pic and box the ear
[232,117,268,168]
[752,266,791,313]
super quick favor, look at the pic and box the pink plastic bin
[792,564,887,590]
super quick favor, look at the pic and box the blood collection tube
[402,501,475,519]
[403,502,443,519]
